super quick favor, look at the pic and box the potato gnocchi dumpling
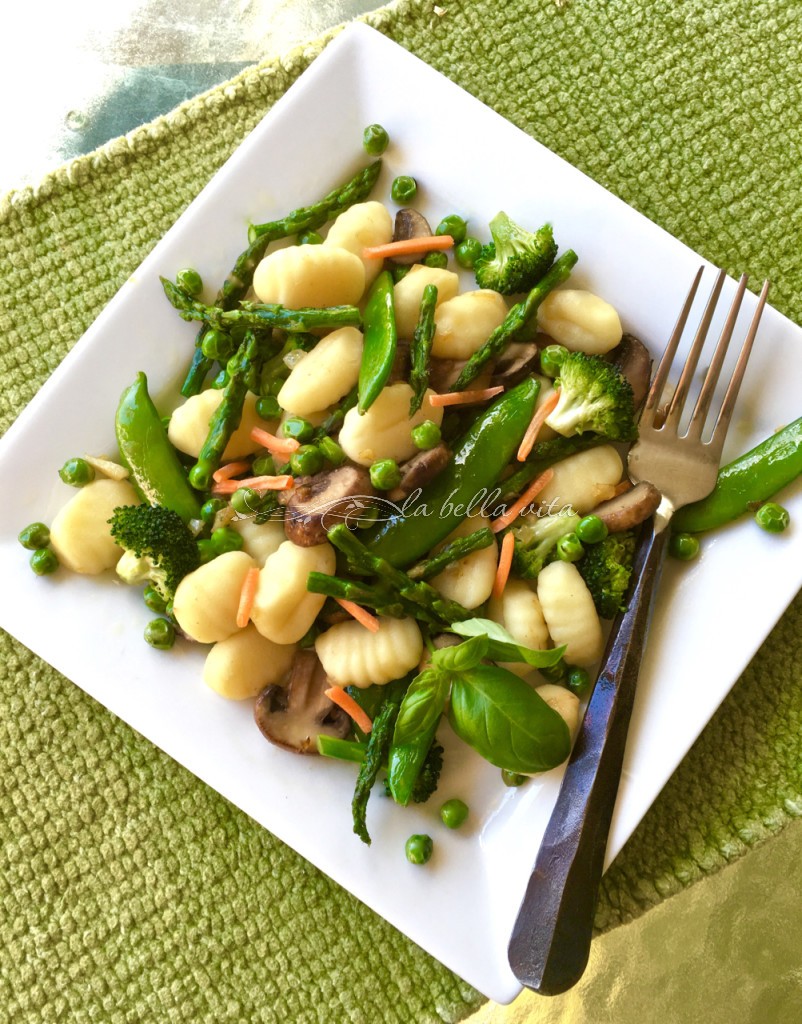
[431,289,509,359]
[173,550,257,644]
[203,625,296,700]
[537,560,604,668]
[338,382,444,466]
[430,516,498,610]
[277,327,363,417]
[250,540,335,645]
[168,390,271,460]
[534,684,582,741]
[392,264,460,339]
[252,243,366,308]
[537,288,623,354]
[316,616,423,688]
[323,201,393,288]
[49,477,140,574]
[536,445,623,515]
[487,578,550,678]
[230,517,286,566]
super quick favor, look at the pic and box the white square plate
[1,24,800,1004]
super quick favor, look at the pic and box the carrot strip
[491,468,555,534]
[335,598,381,633]
[491,532,515,600]
[250,426,300,455]
[211,474,294,496]
[429,386,504,408]
[362,235,454,260]
[516,389,561,462]
[236,567,260,629]
[212,460,252,483]
[324,686,374,735]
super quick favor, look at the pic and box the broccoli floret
[474,212,557,294]
[577,530,637,618]
[511,509,580,579]
[109,504,200,600]
[546,352,638,441]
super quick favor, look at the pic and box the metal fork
[507,266,770,996]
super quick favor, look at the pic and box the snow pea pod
[358,270,397,413]
[365,376,541,566]
[115,372,201,523]
[672,415,802,534]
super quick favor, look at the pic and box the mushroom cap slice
[607,333,652,409]
[490,342,541,388]
[391,208,434,264]
[387,443,451,502]
[282,465,375,546]
[591,481,662,532]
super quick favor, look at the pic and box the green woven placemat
[2,1,802,1020]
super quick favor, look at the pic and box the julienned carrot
[335,598,381,633]
[236,567,260,628]
[212,460,251,483]
[211,474,293,496]
[516,389,561,462]
[324,686,373,735]
[491,532,515,599]
[362,235,454,260]
[250,426,300,455]
[491,468,554,534]
[429,386,504,407]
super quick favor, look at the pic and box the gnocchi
[230,517,286,566]
[316,616,423,688]
[323,201,393,288]
[49,477,140,574]
[250,540,335,644]
[537,560,604,668]
[392,264,460,339]
[203,625,296,700]
[338,382,444,466]
[173,551,257,644]
[534,684,582,741]
[168,390,272,460]
[430,516,498,610]
[537,288,623,355]
[277,327,363,417]
[253,243,366,308]
[487,578,550,678]
[431,290,509,359]
[536,445,623,515]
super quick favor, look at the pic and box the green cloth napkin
[2,0,801,1020]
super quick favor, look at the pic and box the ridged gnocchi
[430,516,498,610]
[250,540,335,644]
[316,616,423,688]
[168,390,272,460]
[323,201,393,288]
[49,477,140,574]
[536,445,623,515]
[537,288,623,354]
[431,290,509,359]
[252,243,366,308]
[487,578,550,678]
[393,265,460,339]
[203,625,296,700]
[173,551,257,644]
[338,382,444,466]
[277,327,363,417]
[537,561,604,668]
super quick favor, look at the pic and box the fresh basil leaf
[448,665,570,773]
[392,668,450,748]
[451,617,565,667]
[431,634,488,672]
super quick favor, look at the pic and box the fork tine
[706,278,770,457]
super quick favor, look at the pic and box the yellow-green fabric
[2,1,801,1020]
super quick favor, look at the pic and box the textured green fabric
[2,0,802,1020]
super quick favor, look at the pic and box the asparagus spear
[352,687,405,845]
[406,526,495,581]
[305,572,408,619]
[409,284,438,415]
[450,250,578,391]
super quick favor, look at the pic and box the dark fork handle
[508,519,669,996]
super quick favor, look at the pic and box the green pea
[30,548,59,576]
[200,328,235,362]
[18,522,50,550]
[211,526,244,555]
[282,416,315,443]
[455,236,482,269]
[539,344,569,378]
[297,230,323,245]
[144,618,175,650]
[210,369,230,390]
[440,798,469,830]
[290,445,324,477]
[370,458,402,491]
[251,454,276,477]
[404,833,433,865]
[392,264,412,283]
[501,769,528,788]
[143,584,168,614]
[539,659,568,685]
[567,666,591,698]
[256,395,281,420]
[411,420,442,450]
[435,214,467,244]
[576,514,608,544]
[755,501,790,534]
[197,539,217,564]
[318,436,346,466]
[59,457,94,488]
[423,251,448,270]
[556,532,585,563]
[391,175,417,203]
[669,532,700,561]
[230,487,262,516]
[175,267,203,297]
[200,497,227,528]
[363,123,389,156]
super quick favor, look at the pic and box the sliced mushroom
[607,333,652,409]
[283,465,375,546]
[591,481,661,532]
[490,342,540,388]
[391,208,434,265]
[388,443,451,502]
[254,650,350,754]
[428,357,465,392]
